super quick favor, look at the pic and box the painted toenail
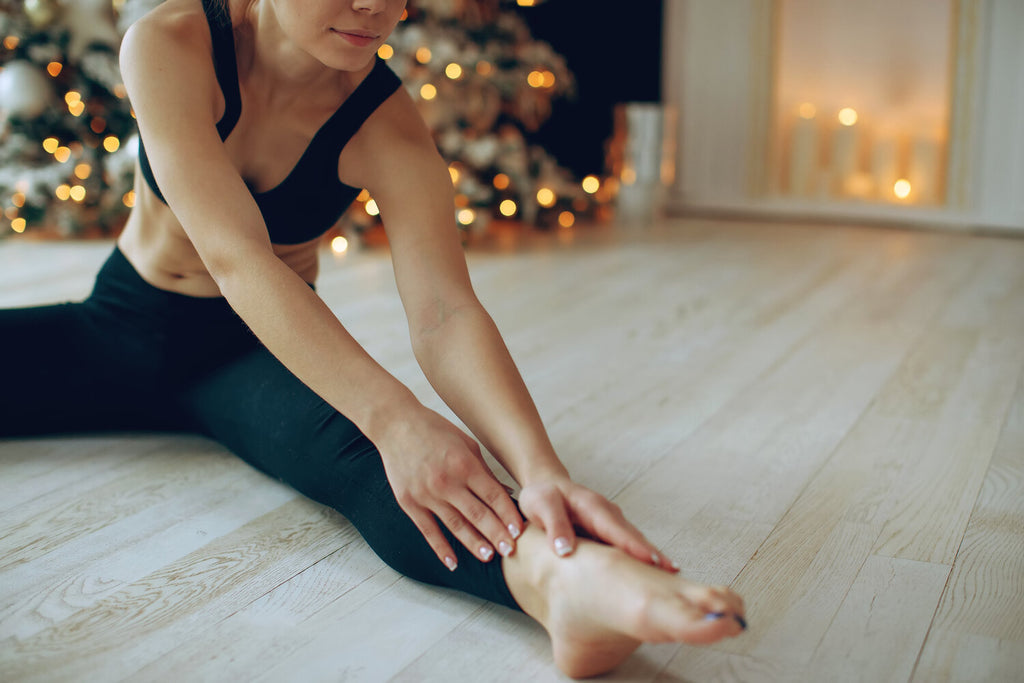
[498,541,513,557]
[554,537,573,556]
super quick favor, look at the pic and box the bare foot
[504,527,746,679]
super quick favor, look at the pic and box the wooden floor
[0,217,1022,682]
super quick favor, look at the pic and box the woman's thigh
[176,347,521,610]
[0,300,178,437]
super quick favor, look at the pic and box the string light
[114,84,127,99]
[454,194,469,207]
[621,167,637,185]
[536,187,555,207]
[4,207,17,219]
[69,185,86,202]
[3,36,19,50]
[415,47,432,64]
[103,136,120,153]
[54,146,71,163]
[356,188,371,202]
[365,199,380,216]
[55,184,72,201]
[527,71,545,88]
[11,218,26,233]
[123,190,135,207]
[581,175,600,194]
[798,102,816,119]
[448,165,460,184]
[331,236,349,253]
[47,62,63,77]
[91,117,106,134]
[893,179,912,199]
[476,61,493,76]
[457,208,475,225]
[11,192,25,208]
[377,44,394,59]
[558,211,575,228]
[445,63,463,80]
[42,137,59,154]
[74,163,92,179]
[419,83,437,100]
[493,173,510,190]
[499,199,517,217]
[68,100,85,117]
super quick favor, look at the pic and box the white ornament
[0,61,53,121]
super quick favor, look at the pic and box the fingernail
[734,615,748,630]
[508,524,521,539]
[444,556,457,571]
[554,537,572,557]
[480,546,494,561]
[498,541,513,557]
[704,612,725,621]
[651,552,660,565]
[671,560,681,571]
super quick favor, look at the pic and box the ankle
[503,524,558,627]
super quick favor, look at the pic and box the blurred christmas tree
[0,0,145,238]
[0,0,610,240]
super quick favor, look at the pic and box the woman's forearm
[213,250,421,441]
[410,301,570,486]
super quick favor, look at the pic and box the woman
[0,0,745,676]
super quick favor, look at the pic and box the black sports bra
[137,0,402,245]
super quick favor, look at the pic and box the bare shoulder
[121,0,213,56]
[339,79,449,193]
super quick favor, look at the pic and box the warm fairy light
[55,184,71,201]
[356,188,370,202]
[541,70,555,88]
[377,44,394,60]
[493,173,510,190]
[415,47,432,64]
[621,167,637,186]
[527,70,545,88]
[68,100,85,117]
[448,165,460,184]
[838,108,858,126]
[517,0,537,6]
[114,84,127,99]
[454,194,469,207]
[798,102,816,119]
[476,61,493,76]
[445,63,463,80]
[43,137,59,154]
[893,179,912,199]
[558,211,575,228]
[331,236,349,253]
[11,217,26,233]
[91,117,106,134]
[581,175,600,194]
[536,187,556,207]
[54,146,71,163]
[365,199,380,216]
[123,190,135,207]
[47,61,63,77]
[457,208,475,225]
[65,91,82,106]
[74,163,92,179]
[103,136,120,153]
[69,185,86,202]
[4,207,16,219]
[3,36,19,50]
[419,83,437,100]
[499,199,517,217]
[400,9,408,21]
[12,192,25,207]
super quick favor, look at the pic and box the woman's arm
[354,90,676,571]
[120,5,522,568]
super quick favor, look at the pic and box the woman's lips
[332,30,377,47]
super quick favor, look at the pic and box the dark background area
[515,0,664,178]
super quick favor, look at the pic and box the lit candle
[908,136,940,205]
[870,139,898,202]
[830,108,860,196]
[788,104,818,197]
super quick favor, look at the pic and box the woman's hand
[377,407,524,570]
[518,477,678,572]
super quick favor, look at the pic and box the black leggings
[0,247,520,610]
